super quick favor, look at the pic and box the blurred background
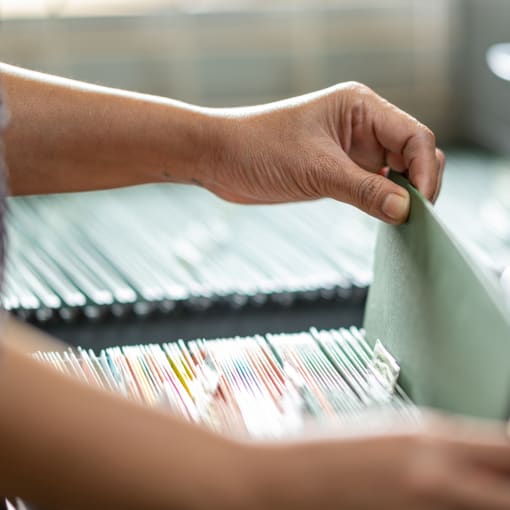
[3,0,510,150]
[1,0,510,347]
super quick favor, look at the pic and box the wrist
[150,102,234,188]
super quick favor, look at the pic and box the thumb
[324,157,410,224]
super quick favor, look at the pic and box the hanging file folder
[364,174,510,420]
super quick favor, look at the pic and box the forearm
[1,63,223,195]
[0,338,250,510]
[251,437,409,510]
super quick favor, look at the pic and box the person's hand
[201,82,445,224]
[243,413,510,509]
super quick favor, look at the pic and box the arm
[1,62,216,195]
[2,63,444,223]
[256,418,510,510]
[2,321,510,509]
[0,324,251,510]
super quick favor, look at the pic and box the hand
[244,413,510,509]
[202,82,445,224]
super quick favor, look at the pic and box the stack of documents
[5,150,510,325]
[35,326,414,438]
[5,184,374,323]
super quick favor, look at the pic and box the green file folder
[364,174,510,419]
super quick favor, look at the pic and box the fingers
[322,154,410,224]
[432,148,445,203]
[427,415,510,509]
[380,148,444,204]
[425,413,510,467]
[453,429,510,473]
[369,92,441,201]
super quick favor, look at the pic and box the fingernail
[382,193,409,221]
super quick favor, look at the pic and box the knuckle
[342,81,372,95]
[419,126,436,145]
[350,100,365,129]
[354,174,382,212]
[435,148,443,164]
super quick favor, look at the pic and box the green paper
[364,174,510,419]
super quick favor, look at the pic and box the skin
[3,326,510,510]
[1,63,445,223]
[2,65,510,509]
